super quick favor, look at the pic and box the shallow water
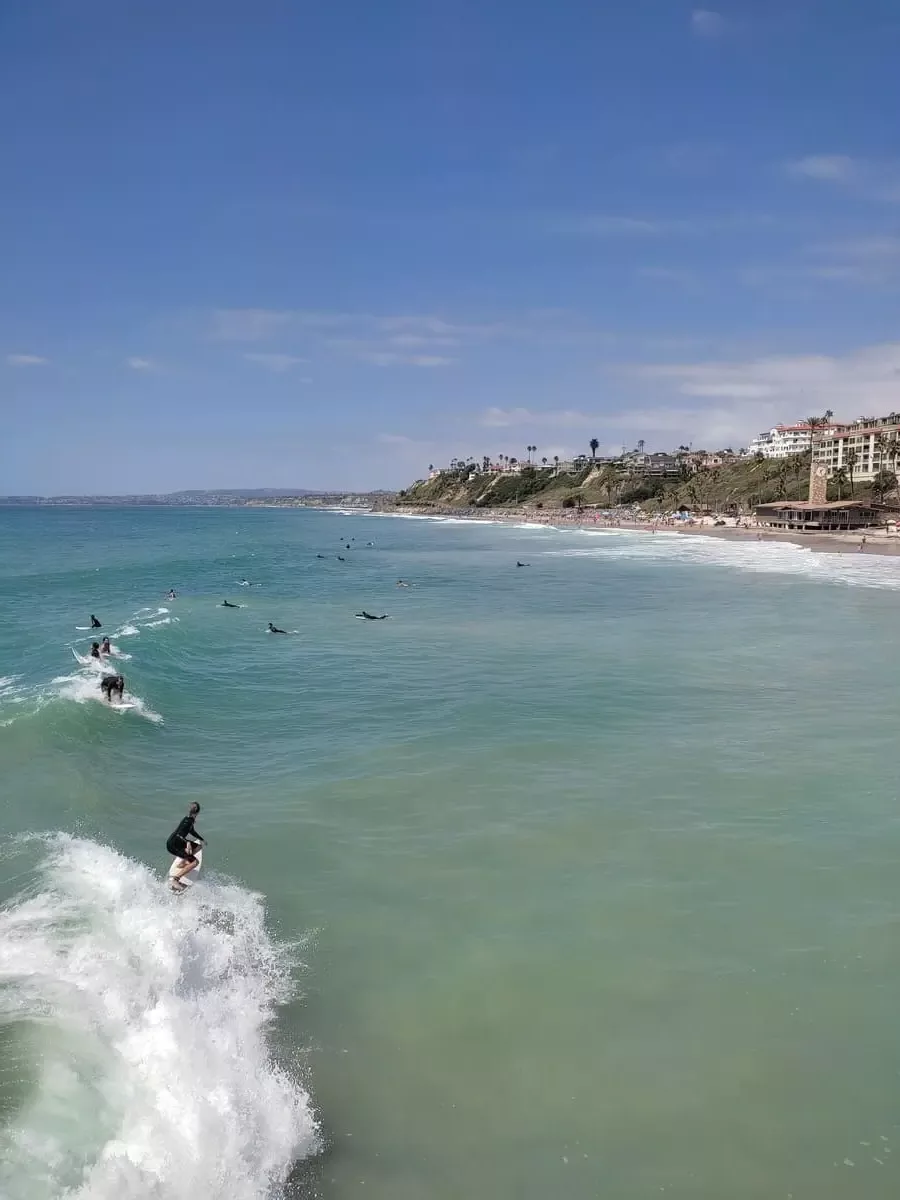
[1,506,899,1198]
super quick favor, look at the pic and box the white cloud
[387,333,459,347]
[360,351,456,368]
[211,309,296,341]
[787,155,857,182]
[810,236,900,260]
[6,353,47,366]
[243,352,309,372]
[690,9,727,38]
[126,357,154,370]
[627,341,900,430]
[552,215,662,236]
[787,156,900,202]
[480,407,601,430]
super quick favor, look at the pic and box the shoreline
[376,505,900,557]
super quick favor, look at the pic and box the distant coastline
[0,489,390,509]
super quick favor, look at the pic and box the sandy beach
[382,505,900,557]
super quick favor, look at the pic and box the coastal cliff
[398,454,880,514]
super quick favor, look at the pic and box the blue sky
[3,0,900,493]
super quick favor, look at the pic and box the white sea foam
[0,674,22,696]
[116,624,141,638]
[52,668,164,724]
[547,528,900,590]
[0,836,318,1199]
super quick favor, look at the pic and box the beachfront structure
[812,423,900,484]
[622,452,682,476]
[748,423,842,459]
[755,500,884,531]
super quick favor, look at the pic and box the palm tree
[589,438,599,461]
[844,448,857,496]
[553,454,560,474]
[637,438,645,454]
[831,465,848,500]
[541,457,548,467]
[806,413,830,457]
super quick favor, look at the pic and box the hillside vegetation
[399,454,886,513]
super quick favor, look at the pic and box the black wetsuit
[91,616,102,629]
[166,814,203,862]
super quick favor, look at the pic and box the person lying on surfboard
[90,642,101,659]
[221,599,240,608]
[100,637,111,655]
[267,622,288,634]
[167,802,205,889]
[100,674,125,703]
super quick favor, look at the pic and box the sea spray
[0,836,318,1199]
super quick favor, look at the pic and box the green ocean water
[2,505,900,1199]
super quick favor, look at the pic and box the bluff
[398,454,878,513]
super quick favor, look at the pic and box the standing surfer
[166,802,205,890]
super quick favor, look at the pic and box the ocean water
[2,506,900,1199]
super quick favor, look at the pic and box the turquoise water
[2,506,900,1199]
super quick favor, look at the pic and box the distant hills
[0,488,396,506]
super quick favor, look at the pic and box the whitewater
[0,837,317,1200]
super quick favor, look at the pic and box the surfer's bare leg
[172,855,198,881]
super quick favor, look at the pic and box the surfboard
[168,846,202,890]
[110,701,138,712]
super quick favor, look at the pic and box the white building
[813,423,900,484]
[748,423,842,459]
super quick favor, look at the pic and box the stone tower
[809,460,828,504]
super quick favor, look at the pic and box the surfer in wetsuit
[167,801,204,887]
[166,589,177,600]
[356,611,389,620]
[90,614,102,629]
[221,600,240,608]
[100,674,125,703]
[100,637,111,655]
[267,622,288,634]
[90,642,101,659]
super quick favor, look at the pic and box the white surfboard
[168,846,202,890]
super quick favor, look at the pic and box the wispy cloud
[6,353,47,366]
[551,215,662,236]
[480,407,600,430]
[787,154,856,182]
[690,9,727,38]
[125,356,154,371]
[243,352,309,372]
[552,213,776,239]
[636,266,702,290]
[211,308,296,341]
[786,155,900,202]
[359,351,456,368]
[627,341,900,417]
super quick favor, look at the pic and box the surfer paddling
[356,611,389,620]
[100,637,111,655]
[267,622,288,634]
[90,642,101,659]
[167,802,205,891]
[221,599,240,608]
